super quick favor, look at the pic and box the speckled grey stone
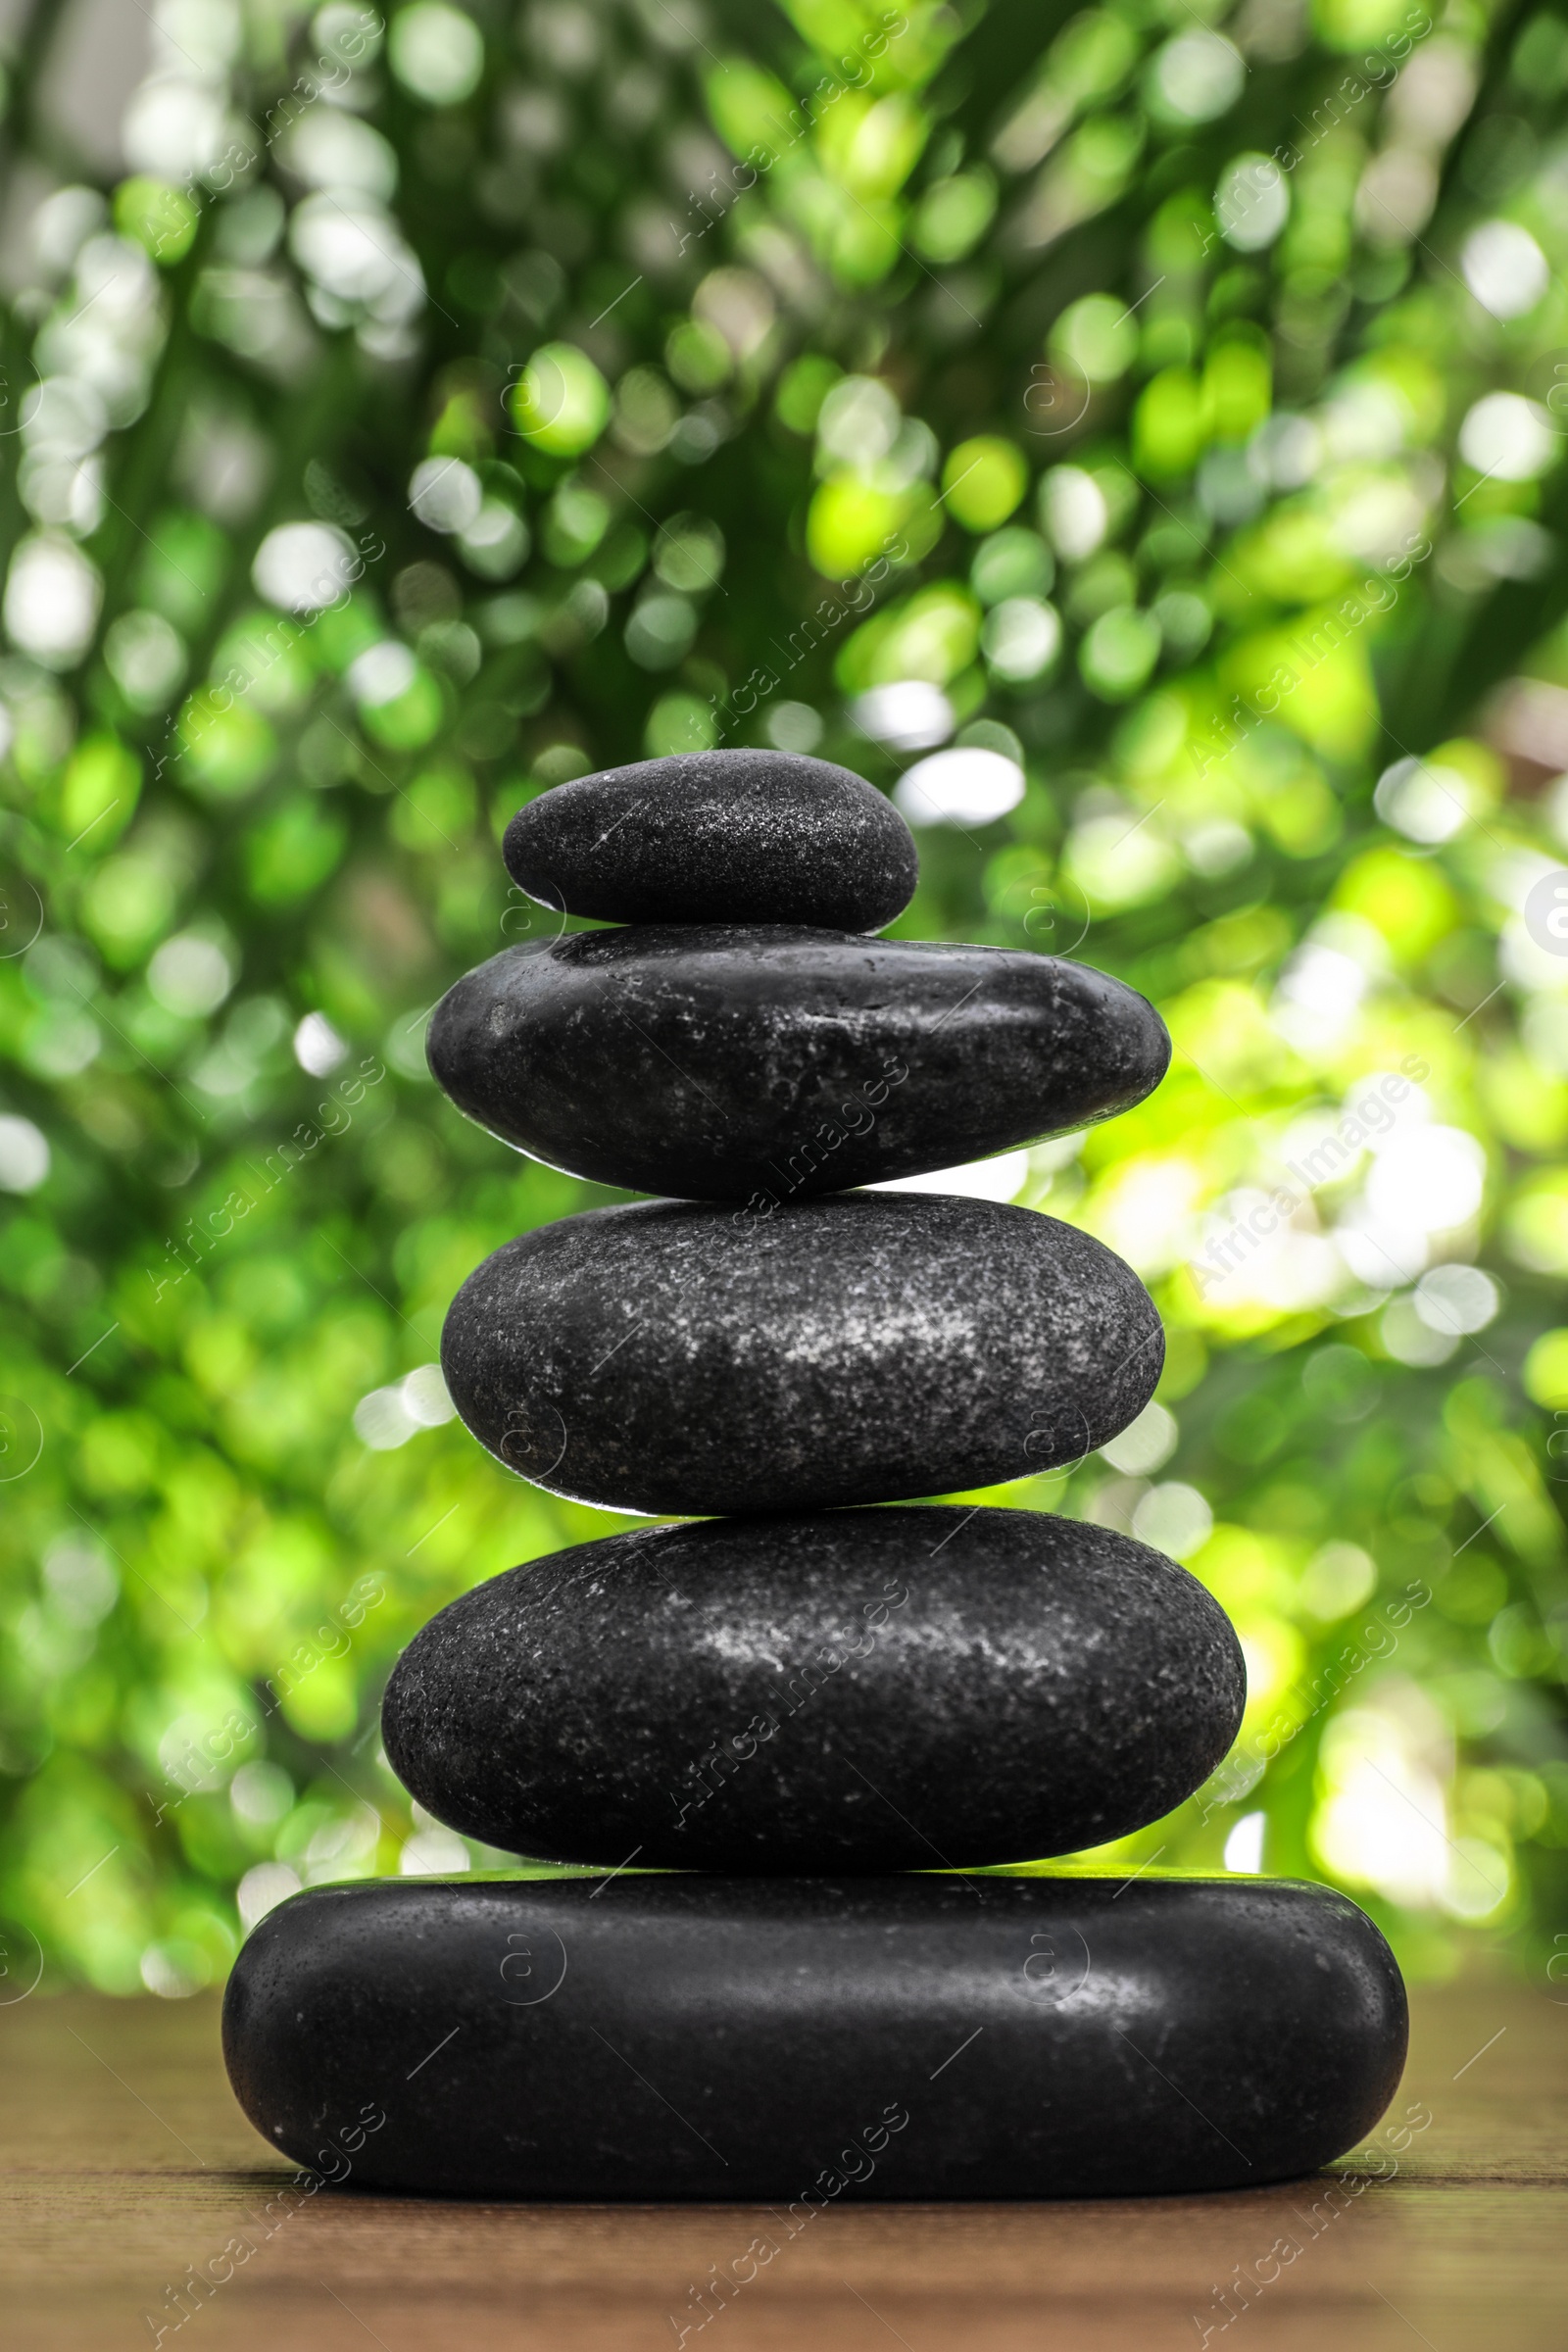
[426,928,1170,1202]
[440,1194,1163,1515]
[503,749,918,931]
[381,1505,1246,1872]
[222,1874,1408,2200]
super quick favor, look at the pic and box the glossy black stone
[426,928,1170,1202]
[503,750,918,931]
[440,1195,1163,1515]
[222,1874,1407,2200]
[382,1506,1246,1872]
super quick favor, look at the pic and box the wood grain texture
[0,1978,1561,2351]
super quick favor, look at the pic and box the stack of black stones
[224,751,1407,2202]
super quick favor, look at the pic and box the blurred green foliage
[1,0,1567,2002]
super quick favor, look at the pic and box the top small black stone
[503,748,919,932]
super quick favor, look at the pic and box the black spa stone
[440,1194,1163,1515]
[503,749,918,931]
[381,1506,1246,1873]
[222,1874,1408,2201]
[426,928,1170,1202]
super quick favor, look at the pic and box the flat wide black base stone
[381,1507,1246,1871]
[222,1876,1406,2201]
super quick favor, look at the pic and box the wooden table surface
[1,1976,1561,2351]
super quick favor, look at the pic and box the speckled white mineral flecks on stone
[439,1193,1164,1515]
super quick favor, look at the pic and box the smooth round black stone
[426,928,1170,1202]
[440,1195,1164,1515]
[382,1507,1246,1872]
[503,749,918,931]
[222,1874,1408,2200]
